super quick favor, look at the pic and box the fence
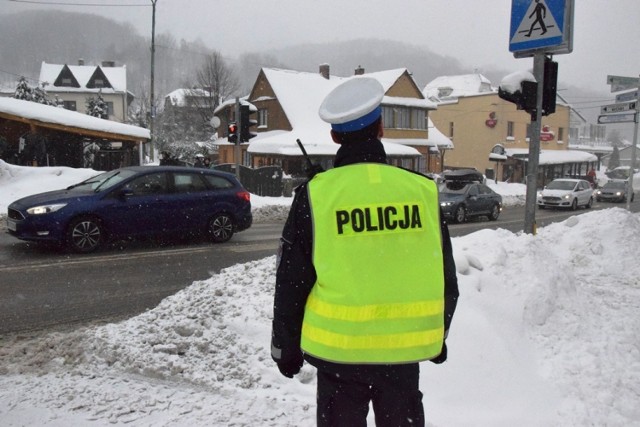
[213,164,284,197]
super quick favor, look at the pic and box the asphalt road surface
[0,200,636,334]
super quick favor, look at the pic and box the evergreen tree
[85,91,109,119]
[14,77,57,106]
[608,145,621,170]
[14,76,34,101]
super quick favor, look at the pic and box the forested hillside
[0,9,604,125]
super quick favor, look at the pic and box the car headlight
[27,203,67,215]
[440,201,453,207]
[562,194,571,200]
[596,190,602,195]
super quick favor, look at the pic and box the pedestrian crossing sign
[509,0,573,56]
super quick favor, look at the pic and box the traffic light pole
[234,97,241,180]
[523,52,545,235]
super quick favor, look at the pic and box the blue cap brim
[330,106,382,133]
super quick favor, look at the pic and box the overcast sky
[2,0,639,95]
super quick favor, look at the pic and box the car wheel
[454,205,467,223]
[586,197,593,209]
[571,198,578,210]
[209,213,234,243]
[67,216,104,253]
[488,204,500,221]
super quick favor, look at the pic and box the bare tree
[188,51,240,123]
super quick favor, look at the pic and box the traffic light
[542,58,558,116]
[498,79,537,114]
[227,122,237,143]
[240,104,257,142]
[498,57,558,117]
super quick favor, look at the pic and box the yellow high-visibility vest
[302,163,445,364]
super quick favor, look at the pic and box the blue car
[6,166,252,253]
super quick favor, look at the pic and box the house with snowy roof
[39,60,132,123]
[214,65,453,176]
[423,73,588,185]
[0,97,149,169]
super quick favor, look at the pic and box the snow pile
[1,207,640,425]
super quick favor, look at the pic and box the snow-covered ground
[1,161,639,426]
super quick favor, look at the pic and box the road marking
[0,242,278,273]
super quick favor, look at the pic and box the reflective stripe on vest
[302,163,445,364]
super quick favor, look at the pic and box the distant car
[605,166,636,181]
[439,171,502,223]
[6,166,252,253]
[595,180,634,203]
[537,178,593,210]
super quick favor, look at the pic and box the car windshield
[546,180,577,191]
[68,170,136,192]
[440,181,473,194]
[604,181,626,189]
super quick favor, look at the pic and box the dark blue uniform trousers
[316,363,425,427]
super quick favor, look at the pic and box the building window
[526,123,532,140]
[62,100,76,111]
[61,78,73,86]
[94,79,104,88]
[411,109,426,130]
[558,127,564,142]
[449,122,454,138]
[258,109,268,127]
[396,107,410,129]
[381,106,426,130]
[507,121,514,138]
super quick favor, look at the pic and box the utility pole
[149,0,158,164]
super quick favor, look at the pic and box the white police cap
[319,77,384,132]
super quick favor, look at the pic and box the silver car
[537,178,594,210]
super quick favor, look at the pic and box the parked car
[595,180,634,203]
[537,178,593,210]
[6,166,252,253]
[439,170,502,223]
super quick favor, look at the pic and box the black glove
[430,342,448,364]
[277,351,304,378]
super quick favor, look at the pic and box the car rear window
[173,173,208,193]
[203,174,235,190]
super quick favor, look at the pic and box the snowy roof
[506,148,597,165]
[424,73,495,101]
[39,61,127,94]
[0,97,149,140]
[245,68,438,156]
[165,88,213,107]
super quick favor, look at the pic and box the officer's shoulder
[395,165,437,181]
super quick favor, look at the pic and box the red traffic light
[228,122,238,143]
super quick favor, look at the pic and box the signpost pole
[626,77,640,211]
[524,52,545,235]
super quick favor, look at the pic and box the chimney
[354,65,365,75]
[101,61,115,67]
[78,58,85,66]
[319,63,330,80]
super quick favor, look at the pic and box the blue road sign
[510,0,572,55]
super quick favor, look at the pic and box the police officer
[271,77,459,427]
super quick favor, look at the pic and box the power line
[6,0,149,6]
